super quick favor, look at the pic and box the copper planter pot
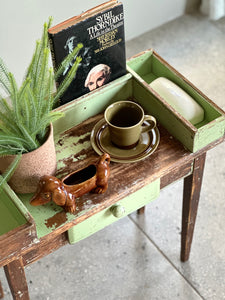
[0,124,57,194]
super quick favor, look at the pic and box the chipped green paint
[20,193,63,236]
[20,193,102,238]
[55,132,91,171]
[68,178,160,244]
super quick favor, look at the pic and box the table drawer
[68,178,160,244]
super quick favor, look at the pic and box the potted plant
[0,17,83,193]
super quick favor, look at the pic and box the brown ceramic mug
[104,101,156,149]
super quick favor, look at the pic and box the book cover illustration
[48,0,126,105]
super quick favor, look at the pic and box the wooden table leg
[0,280,4,299]
[181,152,206,262]
[4,258,30,300]
[137,206,145,214]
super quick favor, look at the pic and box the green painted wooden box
[0,184,37,266]
[127,49,225,152]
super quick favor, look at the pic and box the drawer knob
[110,204,126,218]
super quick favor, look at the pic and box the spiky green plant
[0,17,83,190]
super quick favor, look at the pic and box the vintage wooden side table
[0,50,225,299]
[0,114,224,300]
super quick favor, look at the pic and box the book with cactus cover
[48,0,126,105]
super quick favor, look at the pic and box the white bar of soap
[149,77,204,125]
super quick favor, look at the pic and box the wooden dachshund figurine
[30,153,110,213]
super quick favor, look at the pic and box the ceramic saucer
[90,118,160,163]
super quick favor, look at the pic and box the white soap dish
[149,77,204,125]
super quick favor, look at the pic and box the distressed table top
[18,113,224,241]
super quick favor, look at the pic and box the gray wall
[0,0,186,87]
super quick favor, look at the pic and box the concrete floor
[1,13,225,300]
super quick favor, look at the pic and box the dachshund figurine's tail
[93,153,110,194]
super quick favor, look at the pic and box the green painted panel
[127,50,153,78]
[193,116,225,152]
[0,185,27,236]
[68,178,160,244]
[142,73,157,84]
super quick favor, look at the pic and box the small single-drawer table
[1,48,225,300]
[0,112,224,300]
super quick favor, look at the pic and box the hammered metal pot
[0,123,57,194]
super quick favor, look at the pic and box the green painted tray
[127,49,225,152]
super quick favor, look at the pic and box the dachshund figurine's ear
[52,188,66,206]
